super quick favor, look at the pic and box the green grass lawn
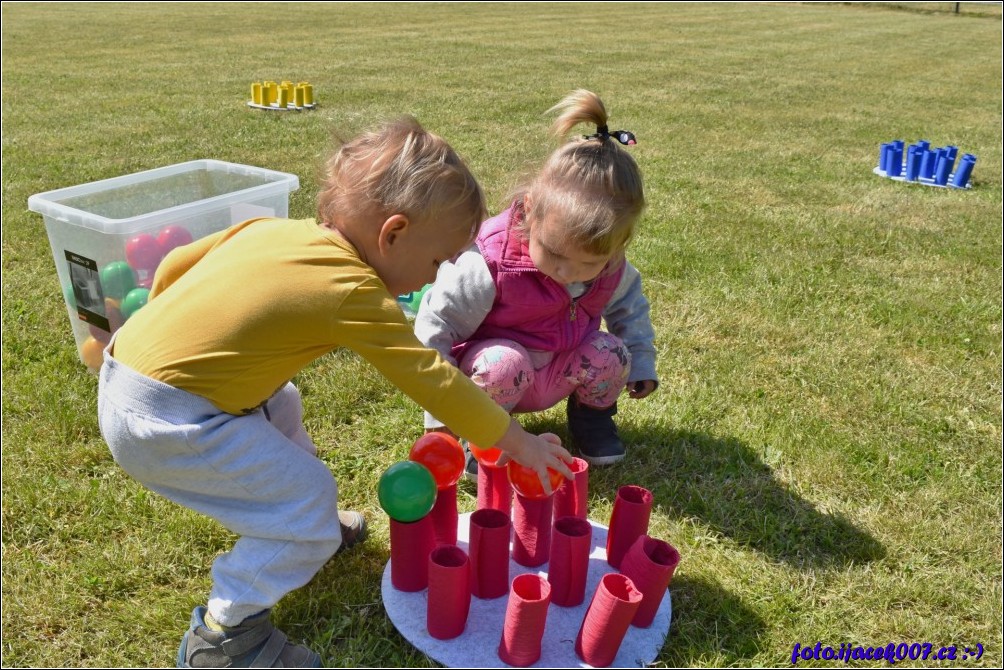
[2,2,1001,667]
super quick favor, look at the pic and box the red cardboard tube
[619,535,680,628]
[512,493,553,567]
[575,573,643,667]
[427,545,471,640]
[498,574,552,667]
[547,516,592,607]
[430,483,459,547]
[552,457,589,520]
[469,508,511,599]
[477,460,513,514]
[605,485,653,569]
[389,515,435,592]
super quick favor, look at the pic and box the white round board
[381,512,672,668]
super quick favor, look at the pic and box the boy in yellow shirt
[99,117,574,668]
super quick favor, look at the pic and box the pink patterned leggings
[458,331,631,414]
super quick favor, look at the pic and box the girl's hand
[627,380,658,400]
[495,418,575,495]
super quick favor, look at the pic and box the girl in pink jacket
[416,90,658,472]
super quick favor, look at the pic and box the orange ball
[507,460,565,500]
[409,433,465,490]
[79,337,105,371]
[469,442,502,466]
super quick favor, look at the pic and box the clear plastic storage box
[27,160,300,371]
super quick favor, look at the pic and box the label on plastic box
[65,251,110,332]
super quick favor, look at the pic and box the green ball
[378,461,437,523]
[99,261,136,301]
[120,287,150,320]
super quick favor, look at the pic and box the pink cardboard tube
[619,534,681,628]
[468,508,511,599]
[498,574,552,667]
[430,483,459,547]
[575,573,643,667]
[389,515,435,592]
[547,516,592,607]
[605,485,653,569]
[511,493,553,567]
[553,457,589,520]
[477,460,513,514]
[427,545,471,640]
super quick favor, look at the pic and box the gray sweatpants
[98,350,342,625]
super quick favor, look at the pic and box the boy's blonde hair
[521,90,645,256]
[318,116,487,235]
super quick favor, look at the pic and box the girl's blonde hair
[521,90,645,256]
[317,116,487,235]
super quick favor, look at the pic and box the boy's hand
[495,419,575,495]
[627,379,658,400]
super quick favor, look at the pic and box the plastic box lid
[27,159,300,235]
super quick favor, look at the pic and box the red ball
[157,225,193,255]
[125,233,162,271]
[409,433,465,490]
[507,461,565,500]
[469,442,502,466]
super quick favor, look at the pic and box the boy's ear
[377,214,410,255]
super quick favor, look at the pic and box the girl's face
[527,211,613,285]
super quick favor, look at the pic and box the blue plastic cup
[905,148,922,181]
[888,144,903,177]
[920,150,938,180]
[879,143,891,173]
[951,154,976,188]
[934,154,953,186]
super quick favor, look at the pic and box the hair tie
[583,125,637,146]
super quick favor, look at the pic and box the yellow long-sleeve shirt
[112,217,510,447]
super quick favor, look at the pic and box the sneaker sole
[579,452,625,466]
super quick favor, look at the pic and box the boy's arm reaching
[337,278,573,490]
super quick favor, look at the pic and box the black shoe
[567,397,625,465]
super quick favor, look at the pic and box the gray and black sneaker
[177,606,321,668]
[335,510,367,555]
[462,445,479,483]
[567,396,625,465]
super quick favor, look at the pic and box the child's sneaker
[335,510,367,554]
[177,606,321,668]
[566,396,625,465]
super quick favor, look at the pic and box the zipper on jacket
[570,299,578,322]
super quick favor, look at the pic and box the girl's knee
[460,339,535,408]
[580,332,631,373]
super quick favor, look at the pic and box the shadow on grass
[659,573,766,666]
[530,418,886,569]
